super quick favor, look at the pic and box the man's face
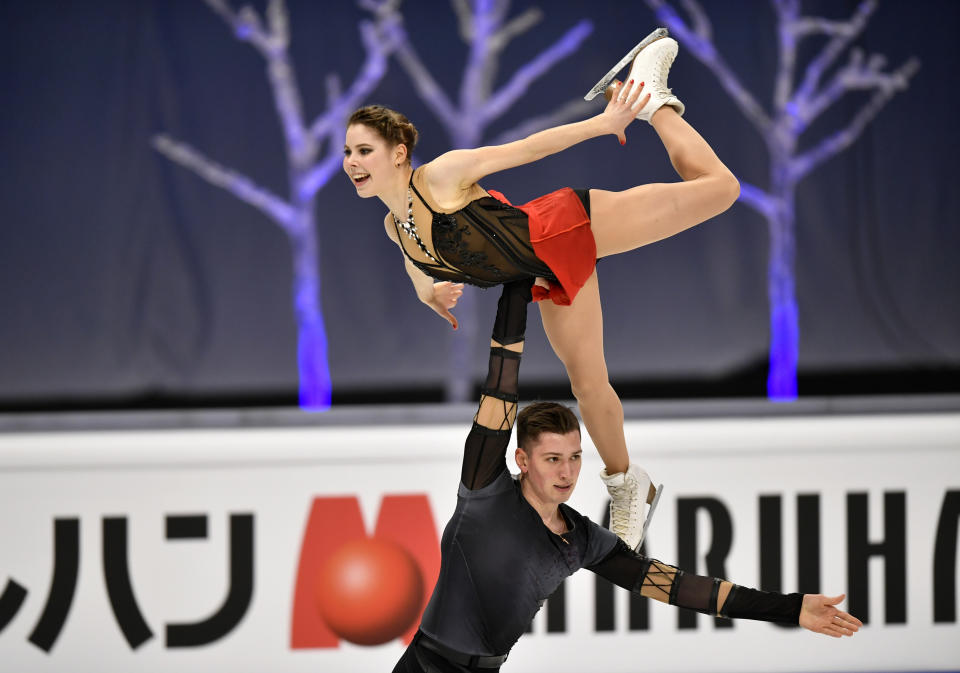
[516,431,582,507]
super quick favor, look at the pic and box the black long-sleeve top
[418,283,636,657]
[417,282,801,666]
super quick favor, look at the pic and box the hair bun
[347,105,419,161]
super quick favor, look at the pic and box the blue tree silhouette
[154,0,401,409]
[645,0,918,399]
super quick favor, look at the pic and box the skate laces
[651,50,674,98]
[607,476,642,537]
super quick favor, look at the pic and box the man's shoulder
[457,467,516,498]
[561,503,619,549]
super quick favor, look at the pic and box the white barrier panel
[0,413,958,672]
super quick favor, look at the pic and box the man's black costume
[393,282,802,673]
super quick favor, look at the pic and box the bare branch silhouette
[644,0,918,398]
[152,136,295,227]
[646,0,772,133]
[488,98,597,145]
[154,0,398,409]
[793,57,920,181]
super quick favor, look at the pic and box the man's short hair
[517,402,580,449]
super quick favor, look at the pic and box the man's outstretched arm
[461,281,531,491]
[589,540,862,637]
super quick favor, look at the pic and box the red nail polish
[640,81,645,87]
[620,138,626,145]
[629,79,634,84]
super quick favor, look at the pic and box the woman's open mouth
[352,172,370,187]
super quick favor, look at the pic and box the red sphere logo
[315,538,425,646]
[290,495,440,650]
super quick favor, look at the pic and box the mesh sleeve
[590,543,803,624]
[461,281,531,490]
[588,542,721,615]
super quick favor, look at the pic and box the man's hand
[798,594,862,638]
[427,281,464,330]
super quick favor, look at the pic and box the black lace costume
[393,281,803,673]
[394,168,589,289]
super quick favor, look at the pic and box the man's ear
[515,446,529,473]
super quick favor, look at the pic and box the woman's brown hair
[347,105,418,163]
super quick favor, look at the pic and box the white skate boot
[584,27,668,101]
[600,464,664,551]
[589,31,685,124]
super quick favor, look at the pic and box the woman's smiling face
[343,123,398,197]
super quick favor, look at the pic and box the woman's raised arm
[427,81,648,193]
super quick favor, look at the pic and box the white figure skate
[587,29,685,123]
[600,464,664,551]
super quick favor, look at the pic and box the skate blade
[635,482,664,552]
[584,27,669,101]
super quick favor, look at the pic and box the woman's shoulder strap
[409,165,439,215]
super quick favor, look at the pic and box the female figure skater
[343,33,740,549]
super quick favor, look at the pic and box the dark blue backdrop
[1,0,957,408]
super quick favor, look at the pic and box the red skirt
[486,187,595,306]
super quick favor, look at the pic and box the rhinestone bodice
[392,186,438,263]
[392,168,555,289]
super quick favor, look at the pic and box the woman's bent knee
[569,376,612,403]
[718,170,740,212]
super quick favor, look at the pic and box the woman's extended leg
[539,271,625,472]
[589,106,740,257]
[539,269,655,549]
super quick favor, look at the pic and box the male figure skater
[393,281,861,672]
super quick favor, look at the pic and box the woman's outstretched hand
[798,594,863,638]
[428,281,464,330]
[601,80,649,145]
